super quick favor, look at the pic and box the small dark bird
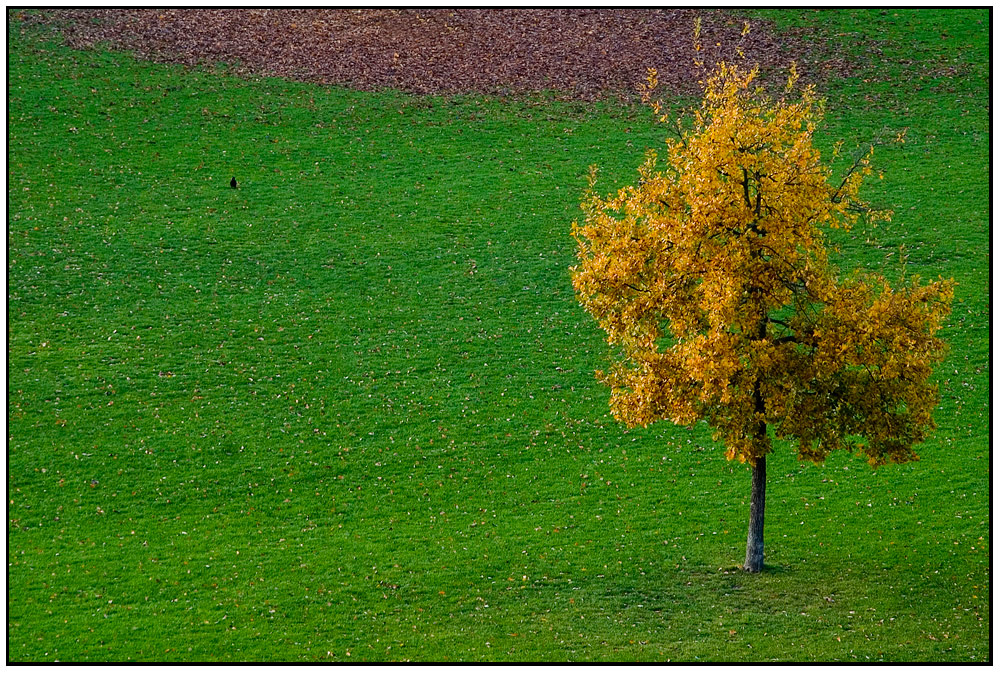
[230,176,238,189]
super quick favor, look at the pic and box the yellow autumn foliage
[571,62,953,466]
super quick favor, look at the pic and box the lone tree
[570,62,953,572]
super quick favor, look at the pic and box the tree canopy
[571,62,954,469]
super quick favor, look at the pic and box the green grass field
[7,9,989,662]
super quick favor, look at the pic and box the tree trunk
[743,455,766,572]
[743,316,769,573]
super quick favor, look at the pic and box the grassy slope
[7,9,988,662]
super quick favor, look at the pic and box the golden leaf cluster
[571,62,953,466]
